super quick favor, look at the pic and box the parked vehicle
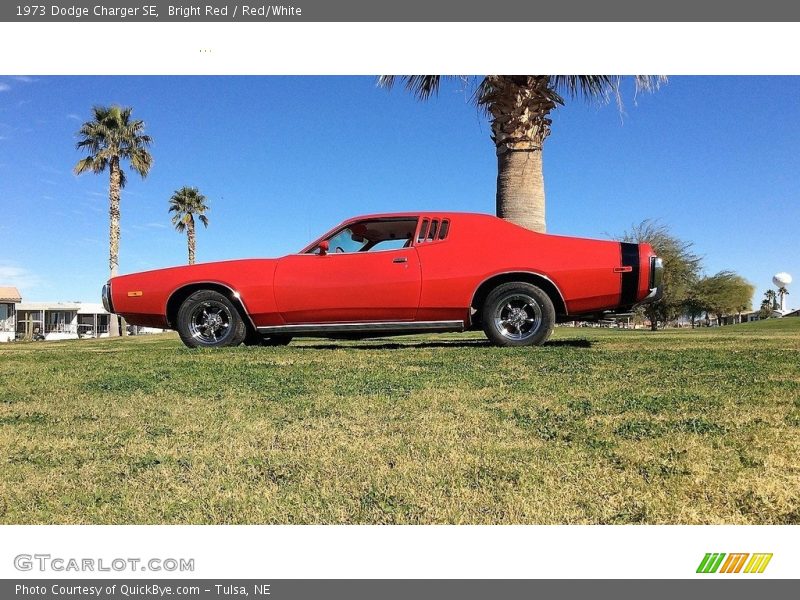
[102,212,663,348]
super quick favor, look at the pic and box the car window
[327,227,369,254]
[309,218,418,254]
[427,219,439,241]
[417,219,429,243]
[416,217,450,244]
[370,238,409,251]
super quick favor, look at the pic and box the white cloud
[0,262,44,293]
[67,113,82,121]
[0,83,10,92]
[12,76,36,83]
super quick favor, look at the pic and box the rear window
[417,217,450,244]
[427,219,439,241]
[417,219,430,243]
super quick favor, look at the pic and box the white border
[0,23,799,74]
[1,525,796,579]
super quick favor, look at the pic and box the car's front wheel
[177,290,247,348]
[481,282,555,347]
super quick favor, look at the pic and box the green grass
[1,319,798,524]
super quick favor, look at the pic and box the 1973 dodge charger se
[102,212,663,348]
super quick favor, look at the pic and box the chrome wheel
[188,301,232,344]
[493,293,542,341]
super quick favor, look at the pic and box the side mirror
[318,240,329,256]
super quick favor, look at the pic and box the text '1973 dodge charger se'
[101,212,663,348]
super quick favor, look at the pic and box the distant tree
[169,186,210,265]
[697,271,755,325]
[682,293,705,328]
[759,298,774,320]
[764,289,778,310]
[776,285,790,311]
[379,75,665,233]
[74,105,153,337]
[619,220,702,331]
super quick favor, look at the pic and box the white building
[1,285,167,342]
[0,287,21,343]
[15,301,111,341]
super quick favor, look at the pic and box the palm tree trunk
[496,150,546,233]
[108,157,122,337]
[484,76,555,234]
[187,220,196,265]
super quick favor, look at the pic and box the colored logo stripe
[719,553,749,573]
[744,554,773,573]
[697,553,772,574]
[697,553,726,573]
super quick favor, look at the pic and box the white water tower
[772,272,792,314]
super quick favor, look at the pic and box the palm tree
[379,76,665,233]
[169,187,210,265]
[764,289,778,310]
[777,286,790,312]
[74,105,153,337]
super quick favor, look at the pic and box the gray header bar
[3,1,800,22]
[3,579,799,599]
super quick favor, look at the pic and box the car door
[273,247,422,323]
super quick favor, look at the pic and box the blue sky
[0,75,797,308]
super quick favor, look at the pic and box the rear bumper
[637,256,664,305]
[638,284,663,305]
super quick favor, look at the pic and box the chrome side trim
[165,280,258,332]
[257,320,465,336]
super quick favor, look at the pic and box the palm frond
[73,156,98,175]
[169,186,210,232]
[384,74,666,112]
[74,104,153,183]
[378,75,447,101]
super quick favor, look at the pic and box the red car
[102,212,663,348]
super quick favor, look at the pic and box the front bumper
[101,283,114,313]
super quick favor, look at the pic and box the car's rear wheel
[177,290,247,348]
[481,282,555,347]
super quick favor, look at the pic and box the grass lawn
[1,319,798,524]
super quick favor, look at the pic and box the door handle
[393,257,408,264]
[613,266,633,273]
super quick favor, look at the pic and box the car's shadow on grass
[545,339,593,348]
[298,338,593,350]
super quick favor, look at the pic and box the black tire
[176,290,247,348]
[481,282,555,347]
[244,334,292,346]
